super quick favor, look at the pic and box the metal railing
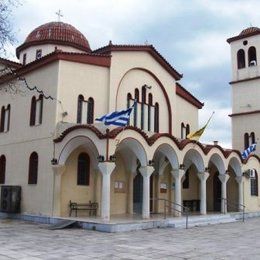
[221,198,246,222]
[150,197,190,229]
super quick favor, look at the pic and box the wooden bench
[69,200,98,217]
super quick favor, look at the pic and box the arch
[116,137,147,166]
[183,149,205,172]
[30,96,36,126]
[153,143,179,170]
[58,135,99,166]
[77,152,90,185]
[0,155,6,184]
[208,153,225,175]
[115,68,173,134]
[251,169,258,196]
[228,157,242,177]
[87,97,94,124]
[28,152,38,184]
[237,49,245,69]
[248,46,257,66]
[77,94,84,124]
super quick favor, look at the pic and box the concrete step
[168,214,238,229]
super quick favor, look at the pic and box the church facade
[0,22,259,221]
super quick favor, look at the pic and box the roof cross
[55,10,63,22]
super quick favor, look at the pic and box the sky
[4,0,260,149]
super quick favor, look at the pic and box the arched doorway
[133,170,143,214]
[213,172,221,211]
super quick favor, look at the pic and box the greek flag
[96,101,136,126]
[241,143,257,160]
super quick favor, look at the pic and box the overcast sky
[5,0,260,149]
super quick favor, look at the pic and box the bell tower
[227,27,260,155]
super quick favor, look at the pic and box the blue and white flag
[241,143,257,160]
[96,101,136,126]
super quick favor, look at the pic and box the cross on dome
[55,10,63,22]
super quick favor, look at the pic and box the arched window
[237,49,245,69]
[30,95,43,126]
[183,169,189,189]
[77,153,90,186]
[0,105,11,132]
[250,132,255,144]
[154,102,159,133]
[186,124,190,137]
[181,123,185,139]
[28,152,38,184]
[0,106,5,132]
[77,95,84,124]
[251,170,258,196]
[148,93,153,131]
[134,89,139,127]
[127,93,132,108]
[244,133,249,149]
[87,97,94,124]
[141,86,146,130]
[248,46,257,66]
[0,155,6,184]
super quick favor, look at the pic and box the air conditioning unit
[250,169,256,179]
[0,186,21,213]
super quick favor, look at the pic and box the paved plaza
[0,218,260,259]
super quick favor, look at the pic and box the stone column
[127,171,136,214]
[218,174,230,214]
[197,171,210,215]
[98,162,115,221]
[236,176,244,212]
[171,168,185,217]
[139,166,154,219]
[52,164,66,217]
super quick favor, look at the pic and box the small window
[251,170,258,196]
[77,153,90,186]
[237,49,245,69]
[154,102,159,133]
[28,152,38,184]
[87,97,94,124]
[0,155,6,184]
[36,49,42,60]
[244,133,249,149]
[30,95,43,126]
[23,53,27,65]
[182,170,189,189]
[186,124,190,137]
[181,123,185,139]
[0,105,10,133]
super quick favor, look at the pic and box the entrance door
[213,173,221,211]
[133,172,143,214]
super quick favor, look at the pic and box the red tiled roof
[16,22,91,58]
[227,26,260,43]
[0,57,22,69]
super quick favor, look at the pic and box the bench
[69,200,98,217]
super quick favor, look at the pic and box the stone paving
[0,218,260,259]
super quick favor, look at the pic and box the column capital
[197,171,209,181]
[52,164,66,175]
[139,165,154,178]
[98,162,115,176]
[171,169,185,179]
[218,174,230,184]
[235,175,244,183]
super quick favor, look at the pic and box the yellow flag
[187,112,214,141]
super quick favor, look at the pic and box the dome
[239,26,260,36]
[16,22,91,57]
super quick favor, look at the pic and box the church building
[0,21,259,223]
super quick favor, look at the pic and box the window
[77,95,95,124]
[248,46,257,66]
[148,93,153,131]
[28,152,38,184]
[0,155,6,184]
[141,86,146,130]
[30,95,43,126]
[181,123,185,139]
[183,170,189,189]
[77,153,90,185]
[154,102,159,133]
[23,53,27,65]
[134,89,139,127]
[244,133,249,149]
[186,124,190,137]
[237,49,245,69]
[250,132,255,144]
[0,105,10,133]
[251,170,258,196]
[36,49,42,60]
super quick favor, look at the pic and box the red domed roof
[239,26,260,36]
[16,22,91,57]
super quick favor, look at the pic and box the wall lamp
[148,159,155,166]
[97,155,105,162]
